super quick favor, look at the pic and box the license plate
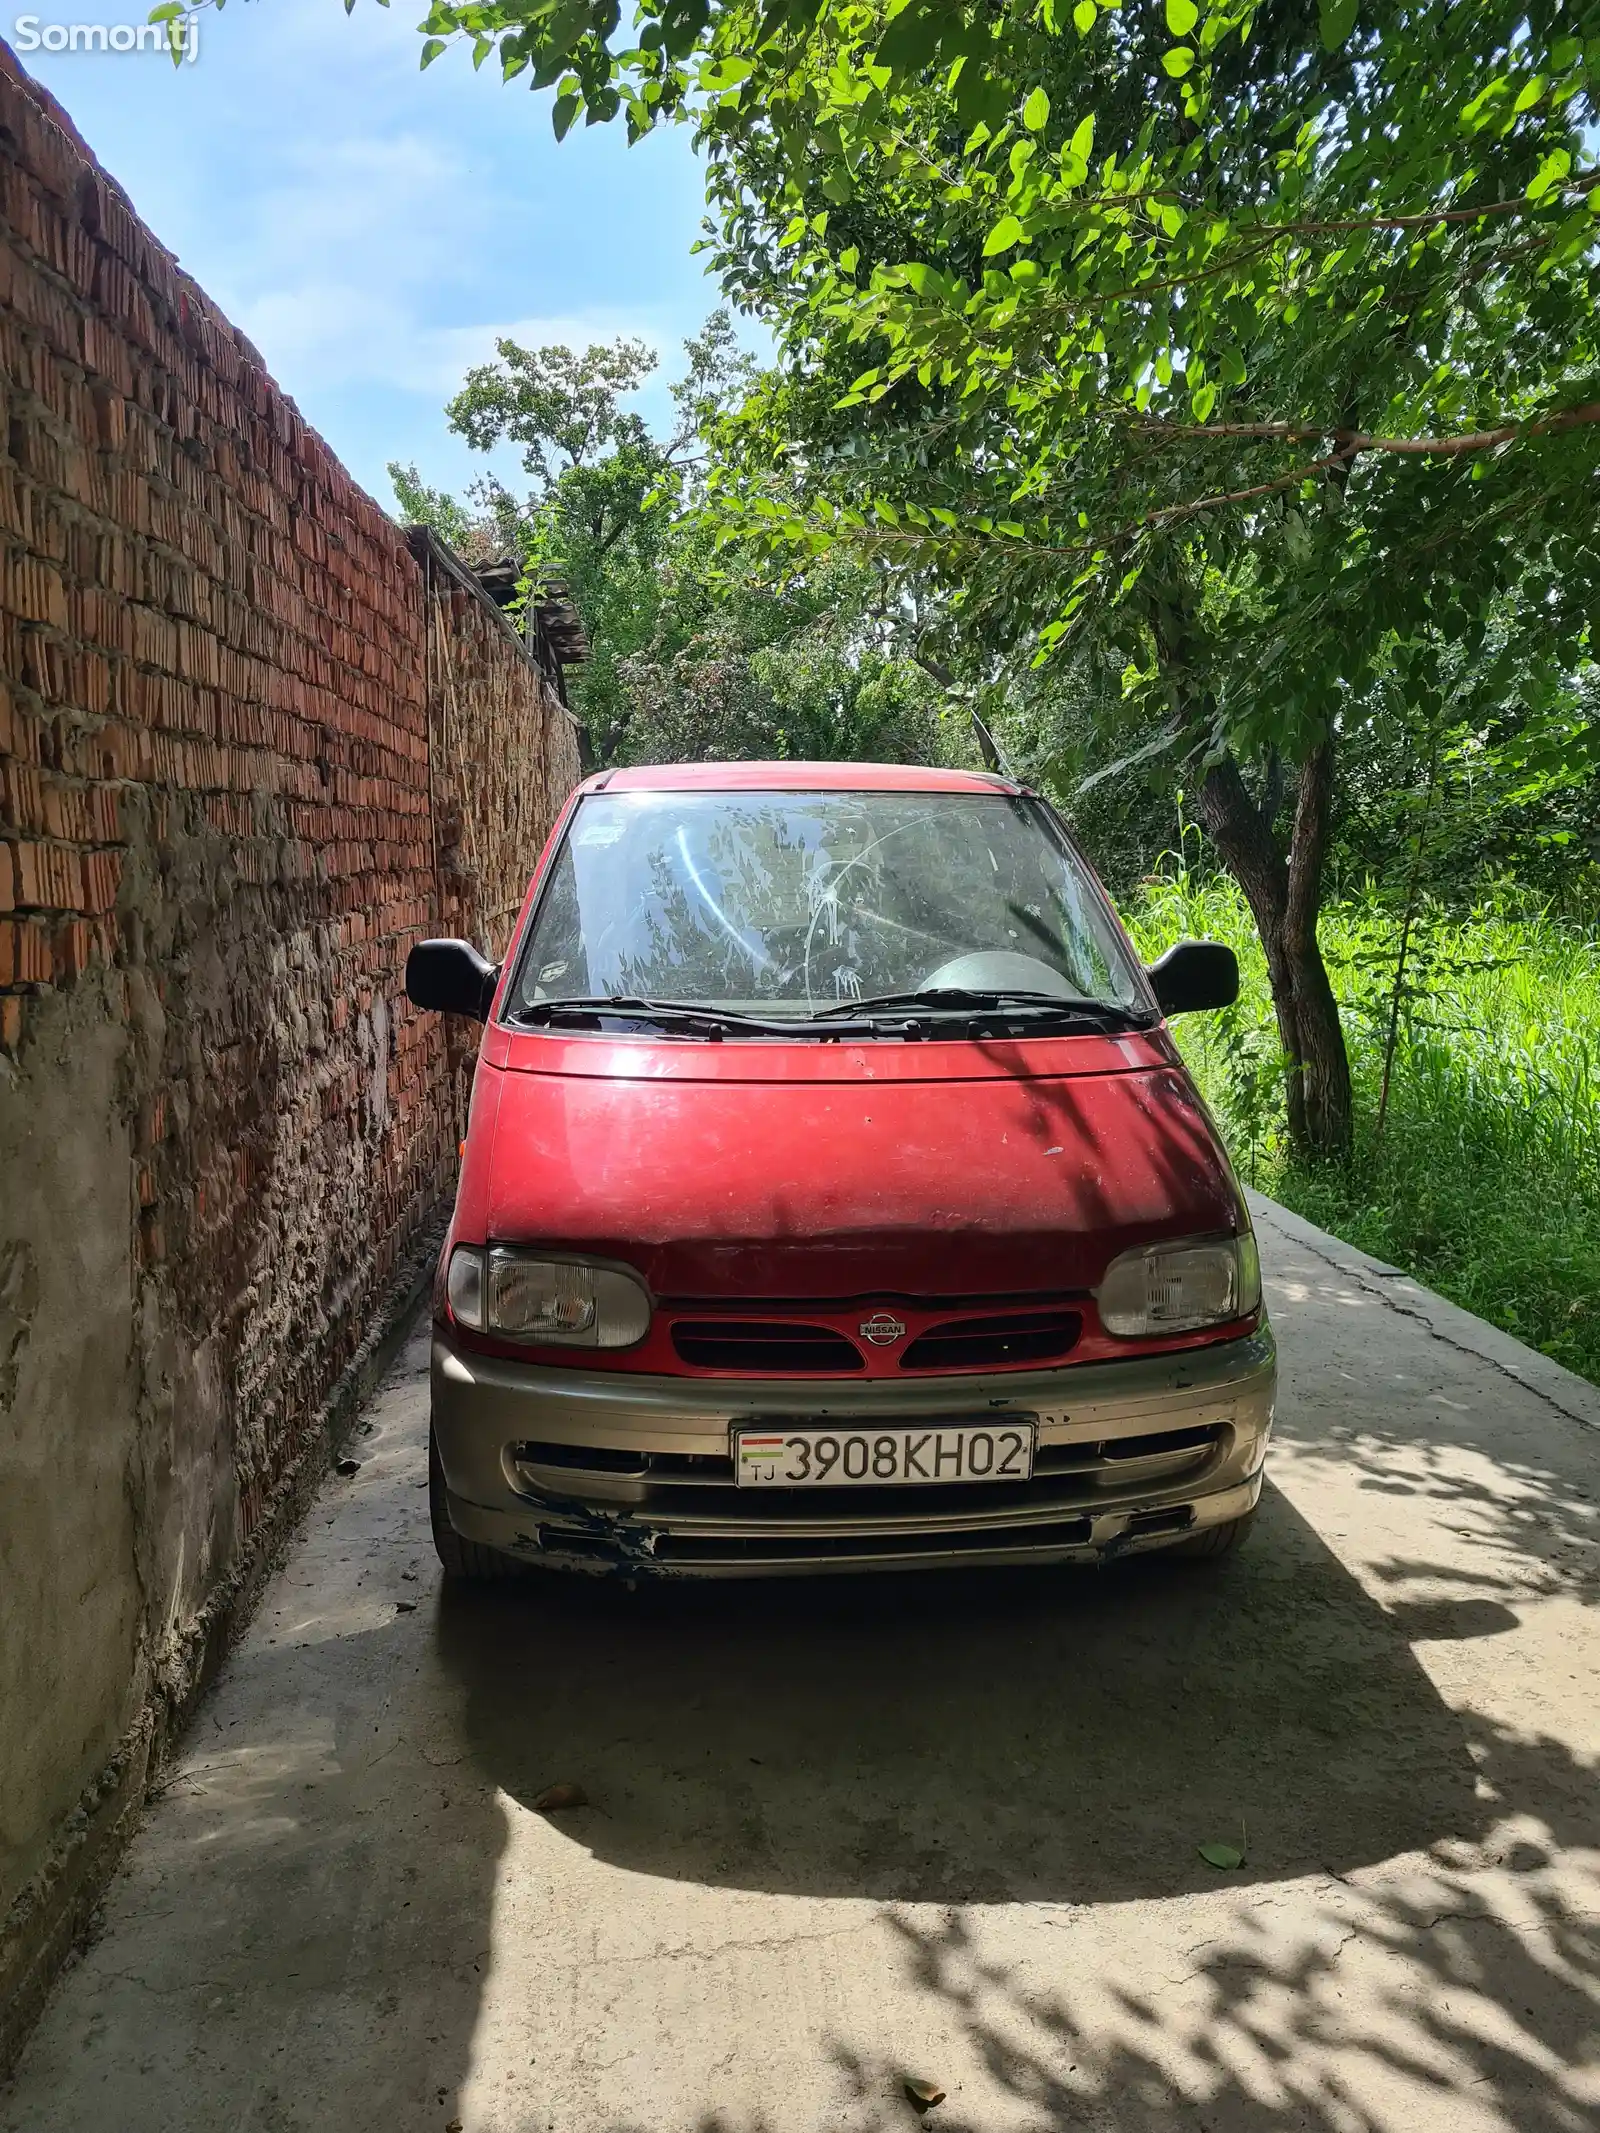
[735,1420,1036,1489]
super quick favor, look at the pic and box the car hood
[479,1031,1242,1300]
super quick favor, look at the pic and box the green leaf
[1191,380,1217,420]
[1023,86,1051,132]
[701,56,753,89]
[1527,147,1571,201]
[1166,0,1199,32]
[1162,47,1195,77]
[551,90,579,140]
[1072,1,1097,34]
[983,215,1026,256]
[1319,0,1358,51]
[838,245,860,274]
[877,0,947,77]
[1068,114,1095,163]
[420,35,446,68]
[1198,1841,1245,1869]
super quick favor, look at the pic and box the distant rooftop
[472,555,589,673]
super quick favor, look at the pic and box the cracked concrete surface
[3,1195,1596,2133]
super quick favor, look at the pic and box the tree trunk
[1196,742,1353,1163]
[1281,737,1353,1160]
[1146,578,1352,1163]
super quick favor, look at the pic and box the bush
[1127,858,1600,1386]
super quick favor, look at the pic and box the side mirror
[1146,939,1239,1017]
[405,939,500,1022]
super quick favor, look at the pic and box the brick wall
[0,45,582,2061]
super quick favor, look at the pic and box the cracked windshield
[515,791,1148,1017]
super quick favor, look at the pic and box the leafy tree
[393,316,970,770]
[611,517,961,765]
[395,322,738,749]
[447,334,660,486]
[387,462,485,557]
[361,0,1600,1162]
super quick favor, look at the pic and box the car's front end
[430,1302,1274,1579]
[412,764,1275,1581]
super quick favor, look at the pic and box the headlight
[445,1245,651,1348]
[1096,1232,1261,1338]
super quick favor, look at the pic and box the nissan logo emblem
[859,1312,906,1346]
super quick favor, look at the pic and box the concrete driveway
[4,1197,1596,2133]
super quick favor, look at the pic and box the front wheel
[428,1426,523,1582]
[1166,1506,1258,1560]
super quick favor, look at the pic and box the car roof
[583,761,1023,796]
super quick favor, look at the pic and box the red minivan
[406,762,1273,1580]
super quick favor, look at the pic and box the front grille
[510,1422,1227,1523]
[1099,1423,1218,1464]
[899,1310,1081,1371]
[650,1514,1096,1567]
[671,1321,865,1372]
[514,1424,1228,1527]
[513,1439,733,1480]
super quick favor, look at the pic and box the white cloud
[212,124,678,403]
[235,283,672,399]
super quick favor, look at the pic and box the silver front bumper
[430,1323,1276,1577]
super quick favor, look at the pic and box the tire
[1166,1506,1258,1560]
[429,1426,524,1582]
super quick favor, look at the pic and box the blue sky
[13,0,725,508]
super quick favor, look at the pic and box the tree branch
[1243,169,1599,239]
[1130,403,1600,456]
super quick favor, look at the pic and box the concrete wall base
[0,1225,439,2076]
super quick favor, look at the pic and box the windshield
[510,789,1152,1024]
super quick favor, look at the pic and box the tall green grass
[1128,861,1600,1385]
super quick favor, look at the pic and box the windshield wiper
[514,995,877,1039]
[809,988,1152,1031]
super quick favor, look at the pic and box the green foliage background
[1132,855,1600,1382]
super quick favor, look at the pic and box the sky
[11,0,727,508]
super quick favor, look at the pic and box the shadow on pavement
[805,1817,1600,2133]
[436,1480,1491,1905]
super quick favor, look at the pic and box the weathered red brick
[0,917,52,984]
[12,838,82,911]
[51,915,97,980]
[79,847,122,914]
[2,760,47,833]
